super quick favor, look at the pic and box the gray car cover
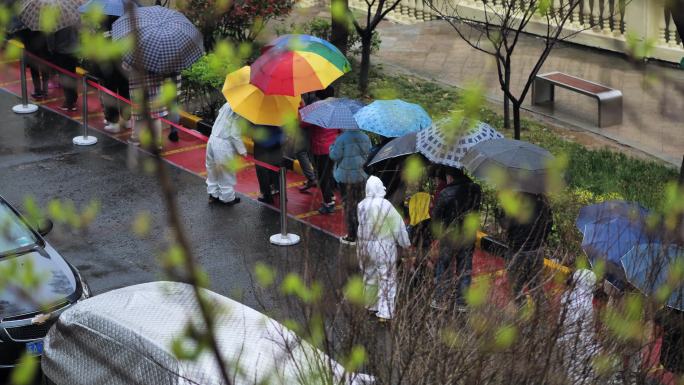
[42,281,374,385]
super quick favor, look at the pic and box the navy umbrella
[621,243,684,310]
[576,200,649,231]
[299,98,364,130]
[112,6,204,74]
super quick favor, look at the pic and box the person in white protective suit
[357,176,410,321]
[205,103,247,205]
[558,268,600,384]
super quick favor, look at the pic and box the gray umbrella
[367,132,418,167]
[19,0,85,31]
[461,138,555,194]
[112,5,204,74]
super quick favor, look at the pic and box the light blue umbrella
[299,98,364,130]
[353,99,431,137]
[78,0,139,16]
[621,243,684,310]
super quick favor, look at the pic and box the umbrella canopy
[417,120,503,168]
[621,243,684,310]
[460,138,553,194]
[250,46,348,96]
[111,5,203,74]
[222,66,301,126]
[78,0,138,16]
[576,200,649,231]
[264,34,351,75]
[354,99,432,138]
[299,98,364,130]
[19,0,85,31]
[367,132,418,167]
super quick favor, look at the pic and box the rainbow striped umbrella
[222,66,301,126]
[264,34,351,74]
[250,45,350,96]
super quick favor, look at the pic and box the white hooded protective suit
[206,103,247,202]
[559,269,599,384]
[357,176,410,319]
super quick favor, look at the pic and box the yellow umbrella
[222,66,301,126]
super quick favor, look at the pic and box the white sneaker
[103,123,121,133]
[124,119,133,129]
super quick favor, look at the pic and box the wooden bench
[532,71,623,128]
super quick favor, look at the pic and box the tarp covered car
[42,281,374,385]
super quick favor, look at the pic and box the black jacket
[433,175,482,247]
[498,194,553,253]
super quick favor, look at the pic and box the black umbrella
[367,132,417,167]
[461,138,555,194]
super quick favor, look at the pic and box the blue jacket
[329,130,372,184]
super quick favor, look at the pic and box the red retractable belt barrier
[22,50,281,172]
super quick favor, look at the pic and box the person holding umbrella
[47,26,79,111]
[431,167,482,311]
[329,113,371,245]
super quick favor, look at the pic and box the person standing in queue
[329,126,371,245]
[302,86,339,214]
[205,103,246,206]
[47,26,79,111]
[252,124,284,204]
[497,192,553,302]
[431,167,482,311]
[296,92,318,191]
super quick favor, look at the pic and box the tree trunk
[503,65,511,130]
[513,102,521,139]
[331,0,350,55]
[359,32,372,94]
[679,155,684,186]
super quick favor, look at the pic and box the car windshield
[0,201,38,255]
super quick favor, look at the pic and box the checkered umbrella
[19,0,85,31]
[353,99,432,137]
[112,5,204,74]
[417,119,503,168]
[299,98,364,130]
[78,0,139,16]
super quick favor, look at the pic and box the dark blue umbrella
[576,200,649,231]
[299,98,364,130]
[78,0,139,16]
[621,243,684,310]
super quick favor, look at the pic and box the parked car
[0,195,90,368]
[42,281,373,385]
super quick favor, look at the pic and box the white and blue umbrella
[112,6,204,74]
[353,99,431,137]
[78,0,138,16]
[417,119,503,168]
[299,98,364,130]
[621,243,684,310]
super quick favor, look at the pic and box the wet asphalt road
[0,90,351,311]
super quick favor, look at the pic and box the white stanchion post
[270,166,301,246]
[73,74,97,146]
[12,51,39,114]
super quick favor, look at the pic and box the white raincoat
[357,176,410,319]
[206,103,247,202]
[559,269,599,384]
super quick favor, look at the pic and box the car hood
[0,250,76,319]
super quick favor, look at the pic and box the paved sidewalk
[286,6,683,166]
[374,20,684,166]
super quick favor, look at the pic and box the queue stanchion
[12,50,39,114]
[73,74,97,146]
[270,164,300,246]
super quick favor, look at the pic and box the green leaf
[343,345,367,372]
[11,353,38,385]
[132,211,152,237]
[494,324,517,348]
[401,155,425,186]
[343,275,365,305]
[39,5,60,33]
[254,262,276,288]
[465,276,490,307]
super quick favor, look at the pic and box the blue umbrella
[299,98,364,130]
[576,200,649,231]
[78,0,139,16]
[621,243,684,310]
[354,99,431,137]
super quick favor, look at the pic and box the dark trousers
[296,150,316,182]
[28,57,50,95]
[340,182,364,239]
[53,54,78,106]
[100,65,130,123]
[313,154,335,204]
[253,143,282,199]
[434,242,474,306]
[506,249,544,301]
